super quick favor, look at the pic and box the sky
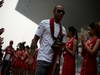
[0,0,38,49]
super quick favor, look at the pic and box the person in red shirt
[80,22,100,75]
[25,46,39,75]
[11,42,27,75]
[61,26,78,75]
[12,48,22,75]
[1,40,14,75]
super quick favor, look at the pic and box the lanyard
[50,18,62,41]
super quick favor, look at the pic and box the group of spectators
[0,28,38,75]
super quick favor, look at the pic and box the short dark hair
[53,4,64,12]
[68,26,78,39]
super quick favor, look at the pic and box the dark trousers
[35,60,51,75]
[1,60,11,75]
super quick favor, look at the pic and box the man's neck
[54,19,60,24]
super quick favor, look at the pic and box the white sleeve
[35,21,45,37]
[62,26,67,43]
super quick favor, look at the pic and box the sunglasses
[57,9,65,15]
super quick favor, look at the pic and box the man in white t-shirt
[31,4,67,75]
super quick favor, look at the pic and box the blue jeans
[35,60,52,75]
[97,57,100,74]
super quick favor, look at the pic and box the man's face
[53,5,65,22]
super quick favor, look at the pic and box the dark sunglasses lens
[57,10,65,15]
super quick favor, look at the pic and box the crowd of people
[0,4,100,75]
[0,30,37,75]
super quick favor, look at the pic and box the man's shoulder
[40,19,50,24]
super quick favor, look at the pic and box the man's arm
[85,39,100,55]
[66,39,78,56]
[30,20,45,55]
[30,35,40,55]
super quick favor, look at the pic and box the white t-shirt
[36,19,67,62]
